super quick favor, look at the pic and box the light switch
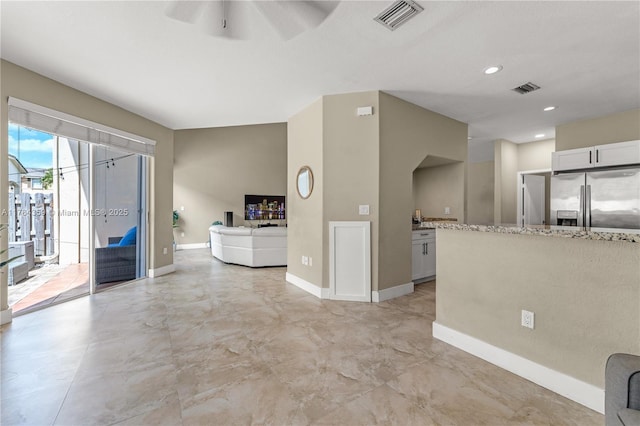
[359,205,370,215]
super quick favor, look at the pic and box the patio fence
[8,192,55,256]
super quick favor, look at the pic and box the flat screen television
[244,195,285,221]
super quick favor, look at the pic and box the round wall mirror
[296,166,314,199]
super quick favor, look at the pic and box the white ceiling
[2,1,639,147]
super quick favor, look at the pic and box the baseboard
[176,243,208,250]
[1,308,13,325]
[148,264,176,278]
[286,272,327,299]
[372,282,414,302]
[432,322,604,414]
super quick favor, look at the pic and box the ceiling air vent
[512,82,541,94]
[374,0,424,31]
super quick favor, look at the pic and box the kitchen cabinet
[552,147,594,171]
[412,229,436,282]
[594,140,640,167]
[552,140,640,171]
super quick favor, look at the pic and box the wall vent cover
[512,82,541,94]
[374,0,424,31]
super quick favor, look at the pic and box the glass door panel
[92,146,146,290]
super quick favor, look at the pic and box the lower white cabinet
[412,230,436,282]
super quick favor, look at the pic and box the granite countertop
[417,222,640,243]
[412,218,456,231]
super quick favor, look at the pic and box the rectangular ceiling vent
[374,0,424,31]
[512,82,541,94]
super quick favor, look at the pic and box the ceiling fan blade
[252,1,338,40]
[164,1,207,24]
[287,1,339,29]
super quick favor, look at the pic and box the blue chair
[95,226,137,284]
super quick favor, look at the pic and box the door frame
[516,168,551,227]
[90,146,150,294]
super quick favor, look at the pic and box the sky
[8,123,54,169]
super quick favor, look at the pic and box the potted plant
[172,210,179,251]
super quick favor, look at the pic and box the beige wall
[494,139,518,224]
[173,123,287,245]
[287,91,467,293]
[467,161,495,225]
[413,163,465,222]
[468,138,554,226]
[1,60,174,313]
[556,108,640,151]
[517,138,555,171]
[322,92,380,290]
[436,229,640,387]
[379,92,467,290]
[287,98,324,287]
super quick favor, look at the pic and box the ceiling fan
[165,1,339,41]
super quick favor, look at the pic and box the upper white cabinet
[594,140,640,167]
[552,140,640,172]
[552,147,594,171]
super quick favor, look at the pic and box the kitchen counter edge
[418,222,640,243]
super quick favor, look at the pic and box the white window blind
[8,97,156,156]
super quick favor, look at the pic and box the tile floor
[10,263,89,313]
[1,248,602,425]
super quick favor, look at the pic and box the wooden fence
[8,192,55,256]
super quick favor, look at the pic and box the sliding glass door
[7,97,154,313]
[91,145,147,292]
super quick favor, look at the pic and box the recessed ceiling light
[484,65,503,75]
[543,106,556,112]
[535,134,545,138]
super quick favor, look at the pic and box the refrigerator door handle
[579,185,585,227]
[585,185,591,228]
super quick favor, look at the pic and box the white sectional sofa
[209,225,287,267]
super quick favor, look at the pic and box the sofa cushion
[219,227,252,236]
[208,225,225,234]
[119,226,137,246]
[252,227,287,236]
[630,371,640,410]
[617,408,640,426]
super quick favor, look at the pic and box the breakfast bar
[423,222,640,413]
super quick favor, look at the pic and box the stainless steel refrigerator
[550,167,640,229]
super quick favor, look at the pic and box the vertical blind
[8,97,156,156]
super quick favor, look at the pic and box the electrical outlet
[444,207,451,215]
[359,205,370,215]
[163,247,168,255]
[181,232,185,237]
[521,310,535,329]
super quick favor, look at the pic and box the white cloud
[8,135,54,153]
